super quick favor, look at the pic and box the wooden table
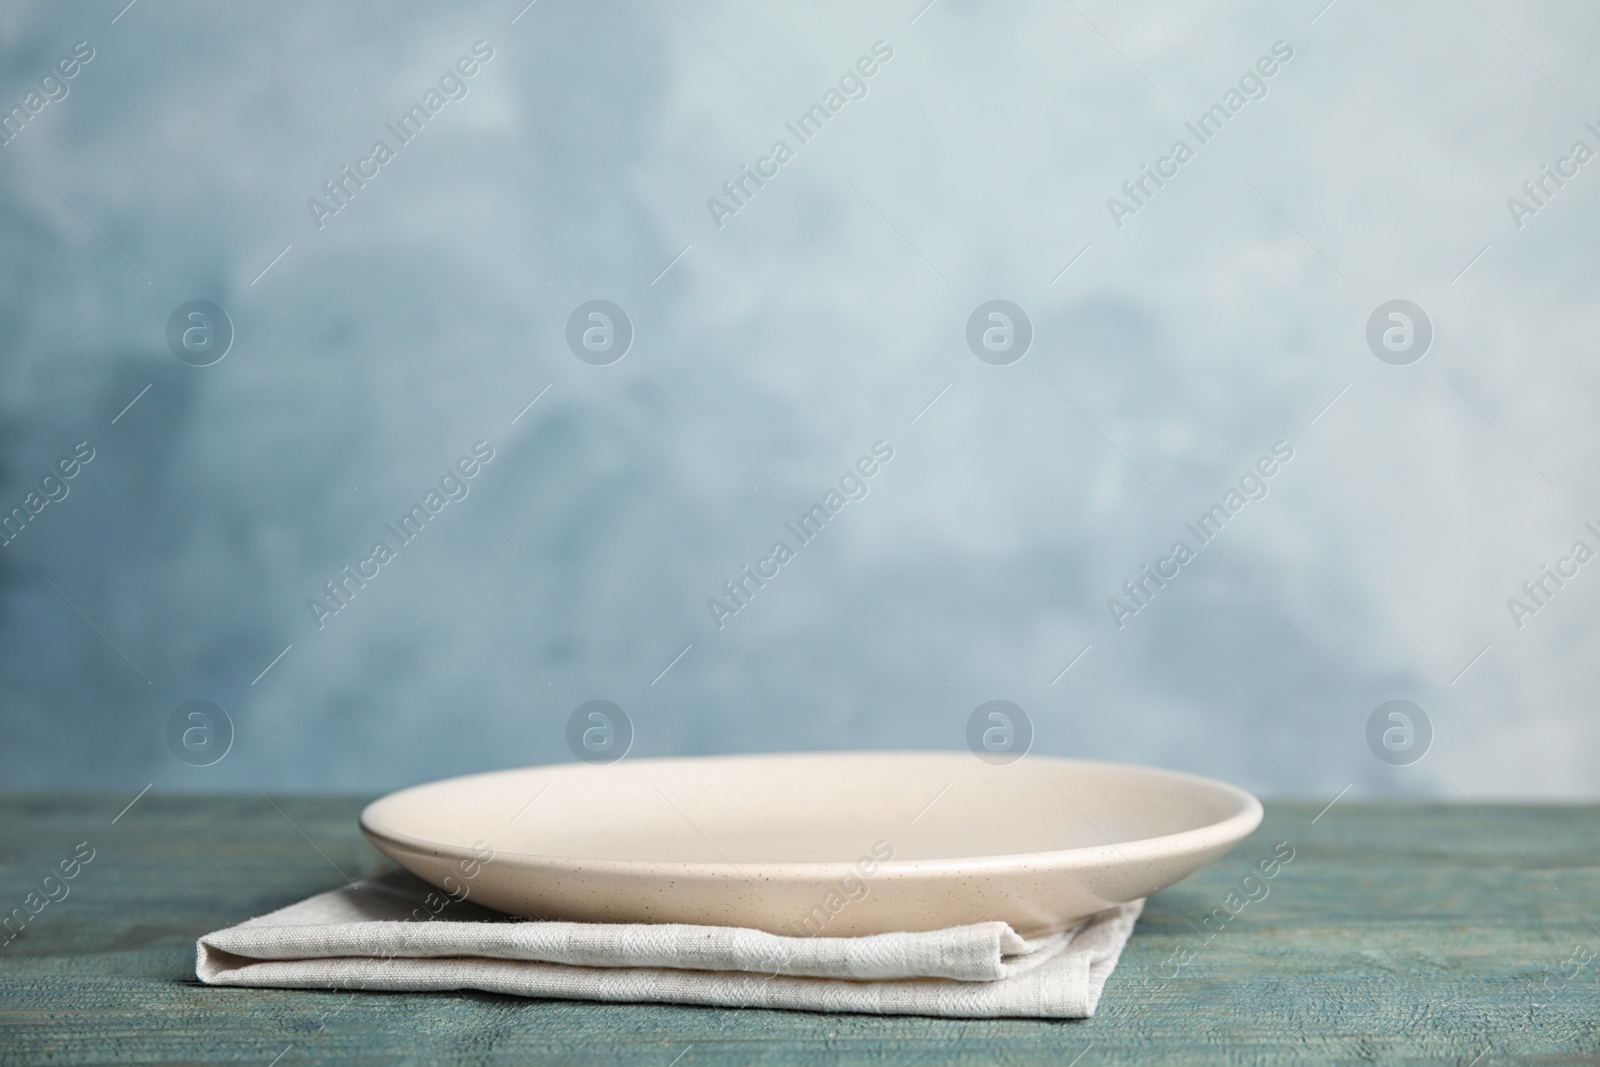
[1,795,1596,1065]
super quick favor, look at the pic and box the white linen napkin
[197,870,1142,1019]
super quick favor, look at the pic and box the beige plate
[360,751,1263,937]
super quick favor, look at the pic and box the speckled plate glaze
[360,751,1262,937]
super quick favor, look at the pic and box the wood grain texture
[0,795,1596,1065]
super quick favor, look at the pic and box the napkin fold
[198,870,1142,1019]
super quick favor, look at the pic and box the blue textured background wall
[2,0,1595,796]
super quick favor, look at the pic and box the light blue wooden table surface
[1,795,1596,1064]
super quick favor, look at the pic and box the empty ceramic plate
[360,751,1263,937]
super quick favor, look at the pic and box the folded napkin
[197,870,1142,1019]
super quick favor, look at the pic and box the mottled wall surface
[1,1,1594,796]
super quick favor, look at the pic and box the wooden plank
[1,795,1596,1065]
